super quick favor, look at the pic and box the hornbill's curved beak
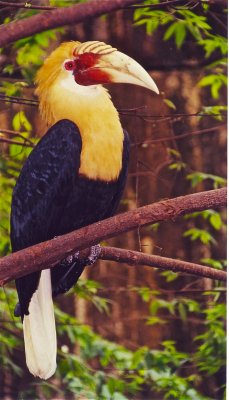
[73,41,159,94]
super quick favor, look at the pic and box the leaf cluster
[133,0,227,102]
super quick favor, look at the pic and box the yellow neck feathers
[35,42,124,182]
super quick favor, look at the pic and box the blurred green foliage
[2,281,225,400]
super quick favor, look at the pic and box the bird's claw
[61,251,80,265]
[87,244,101,265]
[65,251,80,264]
[61,245,100,268]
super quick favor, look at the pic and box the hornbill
[10,41,159,379]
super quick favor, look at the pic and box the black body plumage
[11,120,129,317]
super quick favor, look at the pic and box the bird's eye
[64,61,75,71]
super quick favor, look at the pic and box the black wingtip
[14,302,21,317]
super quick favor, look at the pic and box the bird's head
[36,40,158,95]
[66,41,159,93]
[35,41,159,125]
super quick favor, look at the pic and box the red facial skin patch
[64,52,112,86]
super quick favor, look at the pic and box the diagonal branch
[0,0,138,48]
[0,188,226,285]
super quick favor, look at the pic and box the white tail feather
[23,269,57,379]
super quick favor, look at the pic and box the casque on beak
[73,41,159,94]
[95,49,159,94]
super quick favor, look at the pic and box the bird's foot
[51,246,100,297]
[61,251,80,266]
[86,244,101,265]
[60,245,101,267]
[66,251,80,264]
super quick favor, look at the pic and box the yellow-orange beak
[73,41,159,94]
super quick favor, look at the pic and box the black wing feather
[10,120,130,316]
[11,120,82,315]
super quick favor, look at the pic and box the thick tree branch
[0,0,138,48]
[100,247,227,281]
[0,188,226,285]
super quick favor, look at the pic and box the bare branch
[133,124,226,146]
[127,0,228,9]
[0,1,56,10]
[100,246,227,281]
[0,95,226,123]
[0,128,34,145]
[0,137,33,147]
[0,0,139,48]
[0,188,226,285]
[119,109,227,121]
[127,0,197,9]
[0,94,38,107]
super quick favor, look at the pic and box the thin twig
[0,96,226,122]
[0,1,56,10]
[0,128,34,145]
[127,0,197,9]
[0,137,34,147]
[127,0,227,9]
[119,109,227,120]
[0,94,38,104]
[0,95,38,107]
[133,124,226,146]
[208,9,228,31]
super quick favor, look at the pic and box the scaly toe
[87,244,101,265]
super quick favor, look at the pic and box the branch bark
[0,0,138,48]
[0,188,226,285]
[100,247,227,281]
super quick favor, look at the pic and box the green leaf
[164,22,177,41]
[201,258,225,270]
[199,74,227,99]
[161,270,178,282]
[183,228,216,245]
[146,316,166,325]
[163,98,176,110]
[113,392,129,400]
[178,303,187,322]
[199,34,228,57]
[186,171,226,188]
[12,111,32,132]
[2,64,14,75]
[209,213,222,230]
[169,162,186,171]
[175,23,187,48]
